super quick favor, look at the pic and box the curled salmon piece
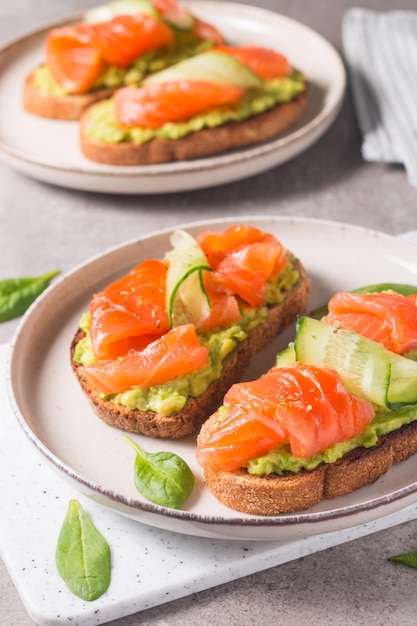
[197,224,288,308]
[214,45,292,80]
[191,18,224,45]
[89,259,170,360]
[46,24,104,94]
[91,14,174,67]
[81,323,209,393]
[196,364,375,470]
[325,291,417,354]
[114,80,245,128]
[46,14,174,94]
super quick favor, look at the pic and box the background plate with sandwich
[0,1,346,193]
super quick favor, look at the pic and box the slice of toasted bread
[70,257,310,439]
[22,70,116,121]
[198,413,417,516]
[79,89,307,165]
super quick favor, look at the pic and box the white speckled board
[2,340,417,626]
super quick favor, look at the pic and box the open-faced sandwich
[79,44,307,164]
[197,284,417,515]
[71,224,310,438]
[23,0,224,120]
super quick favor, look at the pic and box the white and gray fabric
[342,8,417,187]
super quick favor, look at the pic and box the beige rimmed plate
[0,2,345,193]
[7,216,417,541]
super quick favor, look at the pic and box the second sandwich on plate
[197,285,417,516]
[79,44,307,164]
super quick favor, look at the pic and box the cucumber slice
[143,51,263,88]
[294,317,391,407]
[159,4,195,31]
[387,353,417,407]
[83,0,157,23]
[165,229,212,327]
[294,316,417,408]
[170,269,211,328]
[275,343,296,367]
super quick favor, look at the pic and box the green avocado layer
[74,256,300,417]
[83,70,306,144]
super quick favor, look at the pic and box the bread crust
[70,257,310,439]
[79,89,307,165]
[198,412,417,516]
[23,71,116,120]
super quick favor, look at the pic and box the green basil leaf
[123,435,194,509]
[388,550,417,570]
[0,269,59,322]
[56,499,111,601]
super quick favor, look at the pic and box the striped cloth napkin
[342,8,417,187]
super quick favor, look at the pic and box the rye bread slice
[197,408,417,516]
[79,89,307,165]
[70,257,310,439]
[23,70,116,120]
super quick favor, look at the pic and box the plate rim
[0,1,346,191]
[7,215,417,532]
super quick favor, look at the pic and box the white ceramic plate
[8,216,417,541]
[0,2,346,194]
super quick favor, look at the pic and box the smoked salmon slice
[196,224,288,308]
[196,404,287,471]
[46,14,174,94]
[80,323,209,394]
[196,365,375,470]
[215,45,292,80]
[89,259,170,360]
[191,18,224,45]
[325,291,417,354]
[196,224,287,271]
[91,14,174,66]
[46,24,104,94]
[113,45,293,129]
[114,81,245,128]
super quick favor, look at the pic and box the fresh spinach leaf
[388,550,417,570]
[56,499,111,601]
[123,435,195,509]
[0,269,59,322]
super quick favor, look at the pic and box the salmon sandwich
[70,224,310,438]
[197,285,417,515]
[79,44,307,165]
[23,0,224,120]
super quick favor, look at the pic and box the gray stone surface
[1,0,417,624]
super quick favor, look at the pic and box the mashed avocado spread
[83,70,305,144]
[74,256,299,417]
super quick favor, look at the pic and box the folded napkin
[342,8,417,187]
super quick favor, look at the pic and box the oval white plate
[8,216,417,541]
[0,1,346,194]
